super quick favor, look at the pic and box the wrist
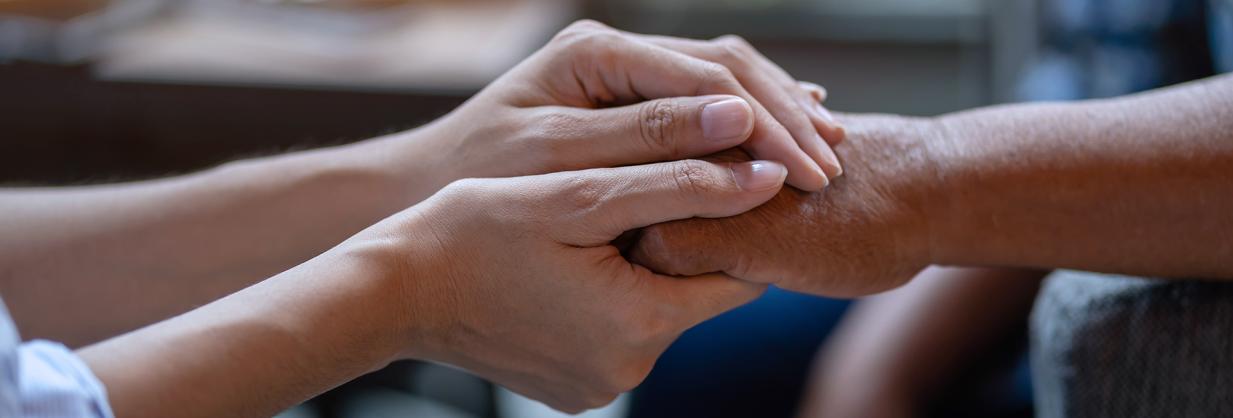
[921,112,981,266]
[334,206,459,364]
[838,113,949,273]
[338,118,463,208]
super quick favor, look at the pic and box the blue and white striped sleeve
[0,299,114,418]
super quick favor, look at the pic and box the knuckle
[697,62,743,93]
[555,173,610,218]
[637,100,681,156]
[565,19,610,34]
[715,34,753,50]
[525,109,587,170]
[670,159,722,196]
[699,61,736,84]
[440,178,486,201]
[553,20,618,48]
[711,35,755,65]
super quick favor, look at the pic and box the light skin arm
[634,73,1233,297]
[0,134,442,347]
[0,21,843,346]
[78,156,784,418]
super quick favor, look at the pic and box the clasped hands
[336,20,939,413]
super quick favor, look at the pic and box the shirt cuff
[18,340,115,418]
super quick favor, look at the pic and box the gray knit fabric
[1031,271,1233,418]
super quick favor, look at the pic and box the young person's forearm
[76,239,418,418]
[929,74,1233,277]
[0,128,445,346]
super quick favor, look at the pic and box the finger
[552,159,786,244]
[633,34,845,170]
[700,35,842,178]
[531,95,754,170]
[799,81,828,103]
[798,81,846,146]
[650,272,767,329]
[554,24,828,191]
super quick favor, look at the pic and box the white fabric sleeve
[0,297,114,418]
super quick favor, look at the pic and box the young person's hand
[375,20,843,198]
[82,121,790,418]
[361,158,785,412]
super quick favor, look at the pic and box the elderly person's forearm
[635,73,1233,296]
[929,74,1233,276]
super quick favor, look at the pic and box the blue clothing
[1213,0,1233,72]
[0,299,113,418]
[628,287,850,418]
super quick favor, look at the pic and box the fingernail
[815,162,830,189]
[701,98,753,143]
[732,160,787,191]
[819,144,843,178]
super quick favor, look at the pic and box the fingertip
[785,161,828,192]
[741,129,827,191]
[817,145,843,179]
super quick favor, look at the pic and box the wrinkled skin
[631,113,945,297]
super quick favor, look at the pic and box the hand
[630,114,943,297]
[357,158,786,412]
[405,20,842,192]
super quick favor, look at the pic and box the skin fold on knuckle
[696,62,742,95]
[547,23,627,106]
[669,159,724,198]
[637,99,680,157]
[552,19,612,45]
[547,172,622,236]
[516,108,589,171]
[710,35,757,69]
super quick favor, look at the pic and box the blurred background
[1,0,1220,417]
[2,0,1020,184]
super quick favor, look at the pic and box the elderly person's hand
[630,114,940,297]
[381,20,843,194]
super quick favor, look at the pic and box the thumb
[555,159,786,245]
[545,95,754,168]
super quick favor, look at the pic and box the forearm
[0,128,446,345]
[76,236,416,418]
[929,74,1233,276]
[801,267,1044,418]
[632,74,1231,297]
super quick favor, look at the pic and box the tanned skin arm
[635,73,1233,297]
